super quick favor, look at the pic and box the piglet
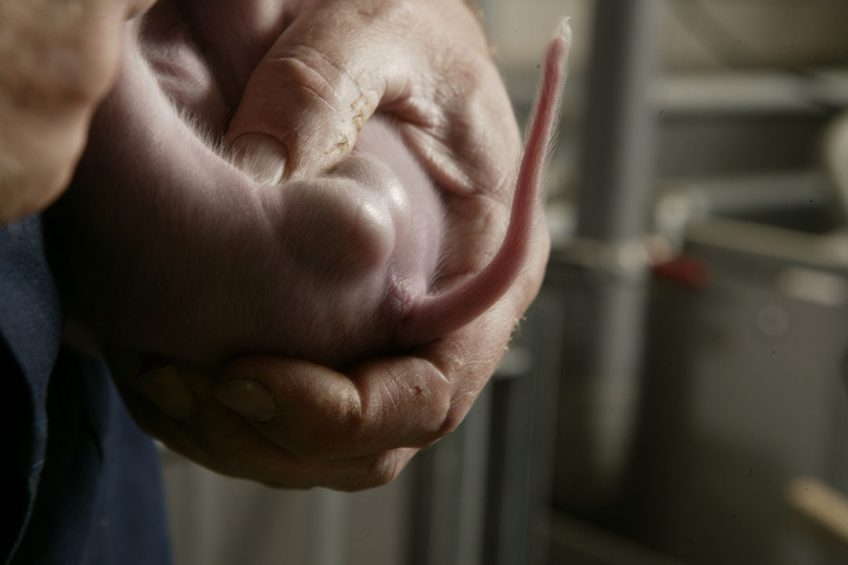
[49,9,568,369]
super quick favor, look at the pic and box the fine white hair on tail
[523,17,571,198]
[541,18,572,165]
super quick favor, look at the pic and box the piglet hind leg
[396,20,571,348]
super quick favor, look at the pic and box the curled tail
[398,20,571,346]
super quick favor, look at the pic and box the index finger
[214,354,452,458]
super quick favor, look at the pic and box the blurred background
[160,1,848,563]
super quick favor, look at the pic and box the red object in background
[653,256,711,290]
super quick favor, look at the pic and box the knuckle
[366,454,401,487]
[359,359,457,448]
[259,44,378,146]
[253,51,353,165]
[403,363,456,447]
[436,403,467,439]
[427,359,474,442]
[271,51,340,111]
[427,384,456,441]
[333,385,367,439]
[265,44,364,117]
[344,453,404,491]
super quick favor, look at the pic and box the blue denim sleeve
[1,216,172,565]
[0,216,63,561]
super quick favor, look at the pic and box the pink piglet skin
[48,4,567,369]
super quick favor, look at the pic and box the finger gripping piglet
[49,16,569,369]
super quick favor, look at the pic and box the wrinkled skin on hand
[49,0,556,490]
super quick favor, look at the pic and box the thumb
[225,5,403,183]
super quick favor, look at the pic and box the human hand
[51,0,528,363]
[226,0,521,199]
[219,0,528,311]
[120,219,549,490]
[118,1,562,488]
[0,0,156,224]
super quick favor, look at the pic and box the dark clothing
[1,217,172,565]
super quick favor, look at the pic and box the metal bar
[407,387,491,565]
[308,489,348,565]
[555,0,660,513]
[482,295,565,565]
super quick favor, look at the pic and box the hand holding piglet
[50,0,563,489]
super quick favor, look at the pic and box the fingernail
[214,380,277,423]
[137,366,195,421]
[231,133,287,185]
